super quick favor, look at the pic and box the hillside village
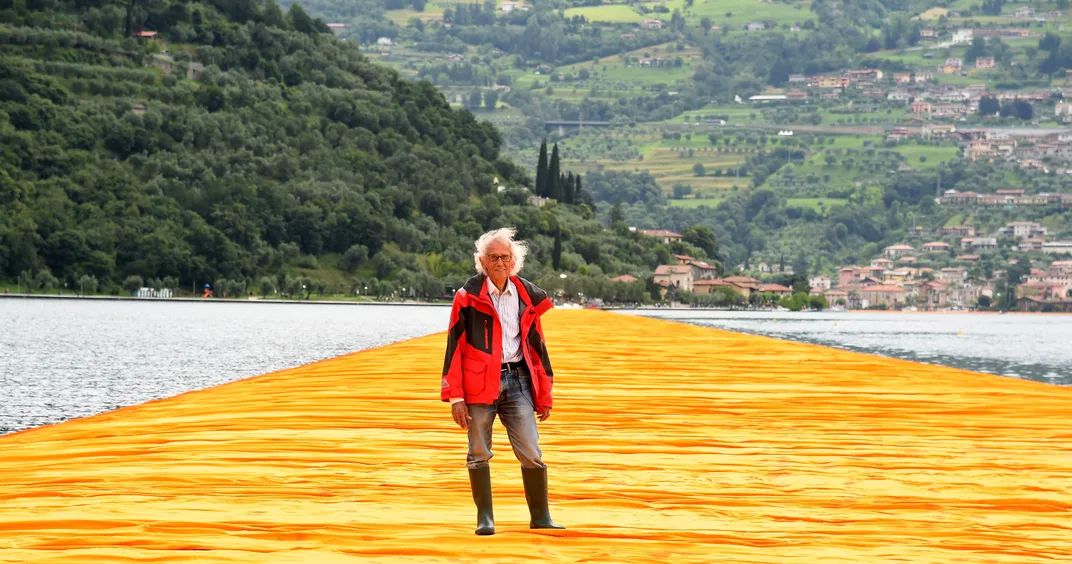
[644,218,1072,311]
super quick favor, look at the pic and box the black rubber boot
[521,466,565,530]
[468,466,495,535]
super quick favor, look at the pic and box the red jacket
[441,274,555,412]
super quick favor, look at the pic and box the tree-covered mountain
[1,0,723,300]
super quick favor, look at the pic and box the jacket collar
[461,273,552,316]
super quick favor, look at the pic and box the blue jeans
[466,366,545,470]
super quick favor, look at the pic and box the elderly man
[441,227,564,535]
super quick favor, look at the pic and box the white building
[1043,241,1072,255]
[884,244,916,258]
[809,276,832,290]
[1000,221,1048,239]
[952,29,974,44]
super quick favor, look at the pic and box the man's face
[481,240,514,285]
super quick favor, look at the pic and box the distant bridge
[544,120,611,134]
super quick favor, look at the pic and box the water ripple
[0,299,449,435]
[623,309,1072,386]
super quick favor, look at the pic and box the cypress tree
[574,175,583,205]
[548,143,561,200]
[535,140,548,197]
[563,172,574,204]
[552,227,563,270]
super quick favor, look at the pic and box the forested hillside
[298,0,1071,277]
[1,0,717,300]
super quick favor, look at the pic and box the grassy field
[820,106,909,125]
[668,197,728,208]
[786,197,849,211]
[895,145,961,168]
[668,104,763,124]
[555,128,752,197]
[601,62,694,83]
[568,0,816,27]
[511,43,701,102]
[687,0,815,27]
[585,144,750,196]
[563,5,645,23]
[917,7,951,20]
[384,2,449,24]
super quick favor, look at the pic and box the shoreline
[5,294,1070,314]
[0,293,449,307]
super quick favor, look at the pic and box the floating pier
[1,310,1070,562]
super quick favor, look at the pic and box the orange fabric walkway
[1,310,1070,563]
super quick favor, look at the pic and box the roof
[863,285,908,293]
[134,30,157,38]
[760,284,793,292]
[654,265,689,276]
[721,276,760,284]
[672,254,694,261]
[610,274,639,283]
[885,244,915,250]
[690,261,718,270]
[693,280,734,286]
[638,229,683,238]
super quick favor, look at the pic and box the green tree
[671,9,685,32]
[342,244,369,272]
[287,3,319,35]
[808,295,828,311]
[34,269,58,292]
[78,275,99,295]
[978,95,1000,115]
[548,143,562,200]
[123,275,144,294]
[259,276,277,297]
[1040,32,1061,52]
[535,140,549,197]
[466,91,483,110]
[683,225,718,262]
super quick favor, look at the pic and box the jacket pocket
[461,357,486,394]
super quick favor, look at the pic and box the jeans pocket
[516,373,534,406]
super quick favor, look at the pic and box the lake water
[3,300,1068,436]
[622,309,1072,387]
[0,299,449,436]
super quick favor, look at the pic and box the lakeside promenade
[1,310,1069,562]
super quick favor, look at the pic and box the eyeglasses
[485,254,514,264]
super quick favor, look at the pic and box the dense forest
[1,0,721,300]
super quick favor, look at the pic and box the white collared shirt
[486,277,523,364]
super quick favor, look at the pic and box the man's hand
[452,402,473,430]
[538,408,551,422]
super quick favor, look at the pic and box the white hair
[473,227,528,277]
